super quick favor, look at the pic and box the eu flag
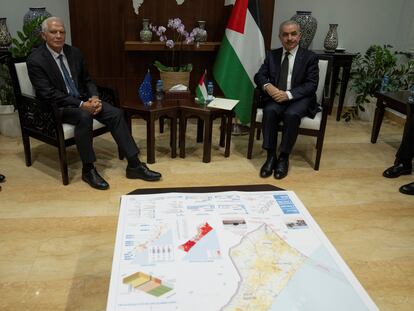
[139,71,153,105]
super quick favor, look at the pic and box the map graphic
[123,271,173,297]
[106,191,379,311]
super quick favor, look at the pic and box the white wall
[0,0,71,44]
[271,0,412,53]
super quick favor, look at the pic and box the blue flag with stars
[139,71,153,105]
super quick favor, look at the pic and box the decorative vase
[195,20,208,42]
[159,70,191,91]
[23,7,52,36]
[0,18,12,48]
[140,18,152,42]
[290,11,317,49]
[324,24,339,51]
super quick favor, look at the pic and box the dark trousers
[59,102,139,163]
[396,112,414,164]
[262,98,309,154]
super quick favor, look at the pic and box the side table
[313,50,357,121]
[371,91,409,143]
[122,99,179,164]
[179,99,234,163]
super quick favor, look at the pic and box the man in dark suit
[383,106,414,195]
[254,20,319,179]
[27,17,161,190]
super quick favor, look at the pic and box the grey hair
[41,17,64,32]
[279,20,301,34]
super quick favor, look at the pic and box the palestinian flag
[213,0,265,124]
[196,70,208,104]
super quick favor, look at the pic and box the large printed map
[106,191,379,311]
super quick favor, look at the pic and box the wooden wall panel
[69,0,275,103]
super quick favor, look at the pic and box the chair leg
[57,144,69,185]
[196,118,204,142]
[256,128,261,140]
[219,116,226,147]
[247,125,256,159]
[21,133,32,166]
[159,117,165,134]
[314,135,324,171]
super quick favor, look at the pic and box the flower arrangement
[151,18,203,72]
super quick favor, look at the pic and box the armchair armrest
[16,94,58,139]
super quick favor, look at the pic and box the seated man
[383,107,414,195]
[254,20,319,179]
[27,17,161,190]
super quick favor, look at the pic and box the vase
[23,7,52,37]
[324,24,338,51]
[195,20,207,42]
[0,18,12,48]
[290,11,317,49]
[159,70,190,91]
[140,18,152,42]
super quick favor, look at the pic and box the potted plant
[0,59,19,136]
[9,16,47,58]
[0,16,46,137]
[342,45,414,121]
[150,18,203,90]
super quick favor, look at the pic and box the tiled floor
[0,114,413,311]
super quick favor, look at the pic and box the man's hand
[264,84,289,103]
[80,96,102,115]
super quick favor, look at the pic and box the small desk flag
[139,70,153,105]
[196,69,207,104]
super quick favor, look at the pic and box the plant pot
[357,97,376,122]
[0,105,21,137]
[159,70,190,91]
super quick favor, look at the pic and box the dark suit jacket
[254,47,319,117]
[27,43,98,108]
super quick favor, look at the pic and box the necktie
[278,51,290,91]
[58,54,80,98]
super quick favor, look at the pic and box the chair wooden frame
[8,58,121,185]
[247,56,332,170]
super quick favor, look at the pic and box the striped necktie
[58,54,80,98]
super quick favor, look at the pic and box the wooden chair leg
[21,133,32,166]
[159,117,165,133]
[179,116,187,158]
[57,144,69,185]
[314,135,324,171]
[219,116,226,147]
[247,125,256,159]
[256,128,261,140]
[196,118,204,142]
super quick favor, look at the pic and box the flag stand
[231,118,249,136]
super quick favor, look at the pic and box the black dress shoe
[0,174,5,183]
[260,156,276,178]
[383,163,412,178]
[126,163,161,181]
[82,168,109,190]
[274,157,289,180]
[399,182,414,195]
